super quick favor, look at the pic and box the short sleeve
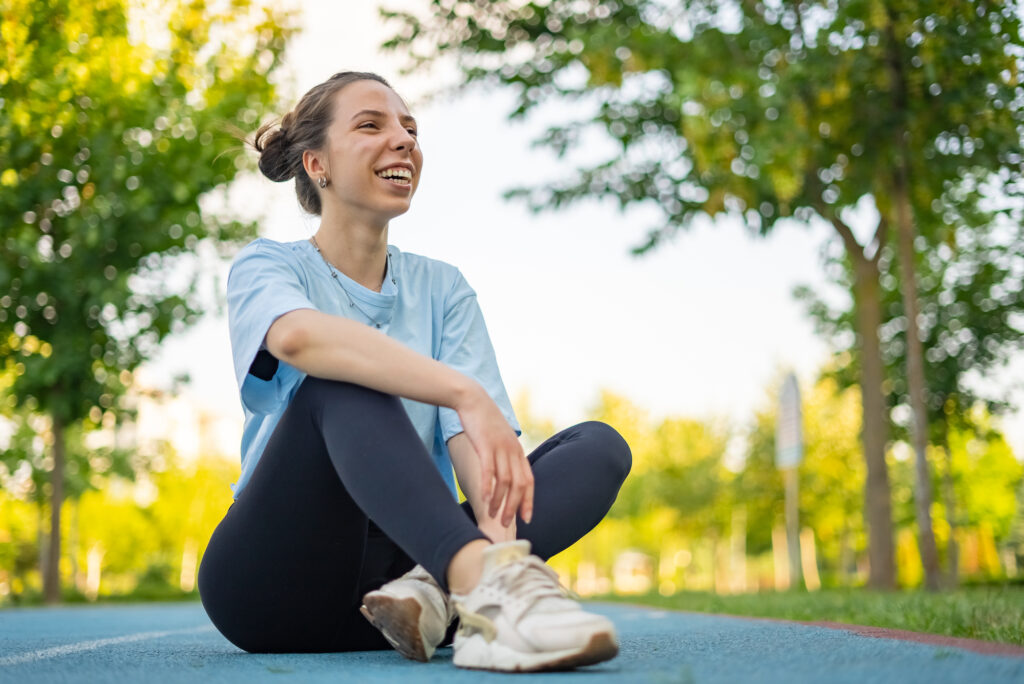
[227,239,316,414]
[436,271,520,442]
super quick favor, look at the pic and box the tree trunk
[882,0,940,592]
[37,504,46,587]
[44,413,65,604]
[838,522,853,586]
[852,257,896,589]
[893,167,941,591]
[941,431,959,587]
[70,499,80,594]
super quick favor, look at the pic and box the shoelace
[492,556,570,611]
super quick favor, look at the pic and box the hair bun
[254,122,296,183]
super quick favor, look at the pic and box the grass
[2,584,199,608]
[595,585,1024,646]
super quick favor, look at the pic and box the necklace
[309,235,396,329]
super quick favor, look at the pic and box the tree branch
[818,203,867,265]
[868,214,889,265]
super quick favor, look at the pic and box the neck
[313,207,390,292]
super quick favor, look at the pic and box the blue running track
[1,602,1022,683]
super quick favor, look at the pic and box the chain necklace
[309,235,396,329]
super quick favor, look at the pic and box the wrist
[450,374,486,411]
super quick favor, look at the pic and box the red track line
[796,620,1024,658]
[609,603,1024,658]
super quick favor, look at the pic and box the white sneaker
[360,564,455,662]
[451,540,619,672]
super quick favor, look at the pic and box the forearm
[267,308,482,409]
[449,432,516,542]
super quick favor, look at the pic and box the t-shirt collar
[301,238,398,311]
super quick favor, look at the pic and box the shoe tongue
[482,540,531,572]
[522,595,575,615]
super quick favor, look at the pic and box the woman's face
[320,79,423,222]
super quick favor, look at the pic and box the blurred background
[2,0,1024,629]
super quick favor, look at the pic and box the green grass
[596,586,1024,646]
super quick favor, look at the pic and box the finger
[489,449,511,519]
[519,456,535,525]
[479,449,495,504]
[501,457,526,527]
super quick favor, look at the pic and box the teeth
[377,167,412,181]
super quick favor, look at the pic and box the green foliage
[0,0,296,601]
[796,215,1024,442]
[738,376,866,577]
[384,1,1024,589]
[382,0,1024,250]
[731,403,783,554]
[548,380,1019,591]
[948,418,1023,540]
[0,408,136,505]
[586,391,732,534]
[0,446,238,604]
[0,492,38,588]
[0,0,296,425]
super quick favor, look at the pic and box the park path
[1,601,1022,683]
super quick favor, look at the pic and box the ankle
[478,519,516,543]
[446,539,491,595]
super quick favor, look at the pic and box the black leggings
[198,376,631,653]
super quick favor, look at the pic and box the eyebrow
[350,109,417,126]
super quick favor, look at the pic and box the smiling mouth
[376,168,412,185]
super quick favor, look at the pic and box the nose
[392,124,416,152]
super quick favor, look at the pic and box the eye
[358,121,378,130]
[406,127,418,136]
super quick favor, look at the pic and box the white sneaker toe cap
[518,610,617,652]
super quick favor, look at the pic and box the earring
[318,176,328,189]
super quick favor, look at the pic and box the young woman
[197,71,632,673]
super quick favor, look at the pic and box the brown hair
[254,71,392,215]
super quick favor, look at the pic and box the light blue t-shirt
[226,237,520,500]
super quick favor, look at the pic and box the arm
[268,308,532,523]
[267,307,476,408]
[448,432,531,541]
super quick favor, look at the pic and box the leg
[198,376,486,653]
[519,421,631,559]
[369,423,629,670]
[458,421,631,560]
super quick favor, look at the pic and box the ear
[302,149,327,182]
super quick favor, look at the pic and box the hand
[455,385,534,526]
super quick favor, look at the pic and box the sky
[143,1,1024,455]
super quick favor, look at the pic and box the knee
[578,421,632,483]
[296,375,398,411]
[300,374,375,397]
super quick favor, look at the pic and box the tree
[587,391,734,591]
[573,390,733,537]
[738,374,865,586]
[0,404,136,594]
[798,202,1024,584]
[382,0,1024,589]
[0,0,295,602]
[871,1,1024,591]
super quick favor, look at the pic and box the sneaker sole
[360,595,430,662]
[453,630,619,672]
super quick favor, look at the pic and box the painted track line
[0,625,215,667]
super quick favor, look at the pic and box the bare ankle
[447,539,491,595]
[479,519,516,543]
